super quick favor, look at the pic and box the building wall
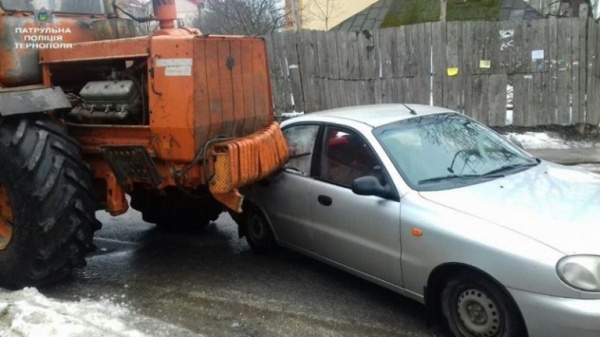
[123,0,199,32]
[527,0,599,18]
[286,0,379,31]
[175,0,199,25]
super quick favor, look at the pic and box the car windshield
[0,0,104,15]
[374,113,538,191]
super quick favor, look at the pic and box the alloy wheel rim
[0,185,14,251]
[456,288,501,336]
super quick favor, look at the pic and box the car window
[283,124,319,175]
[375,113,537,191]
[319,127,379,187]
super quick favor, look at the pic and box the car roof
[282,104,454,128]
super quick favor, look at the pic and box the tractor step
[101,146,162,188]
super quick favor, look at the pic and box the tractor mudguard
[0,86,71,116]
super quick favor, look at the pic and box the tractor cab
[0,0,106,88]
[0,0,104,14]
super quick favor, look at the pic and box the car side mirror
[352,175,396,200]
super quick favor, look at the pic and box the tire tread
[0,117,101,288]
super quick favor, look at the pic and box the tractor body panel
[40,32,275,163]
[0,14,95,87]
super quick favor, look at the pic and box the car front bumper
[508,288,600,337]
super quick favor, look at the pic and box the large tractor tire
[130,187,222,233]
[0,116,101,288]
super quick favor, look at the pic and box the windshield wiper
[418,171,509,185]
[481,161,539,177]
[418,174,481,185]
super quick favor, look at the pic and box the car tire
[244,207,277,253]
[0,117,101,288]
[441,272,527,337]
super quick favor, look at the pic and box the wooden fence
[265,14,600,127]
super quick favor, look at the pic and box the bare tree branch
[303,0,341,30]
[193,0,285,35]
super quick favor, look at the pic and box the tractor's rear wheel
[0,185,14,251]
[0,116,101,288]
[130,187,222,233]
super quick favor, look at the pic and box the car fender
[399,192,577,300]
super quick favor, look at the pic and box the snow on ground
[0,288,201,337]
[574,163,600,174]
[280,111,304,118]
[503,131,598,150]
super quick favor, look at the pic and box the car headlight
[557,255,600,292]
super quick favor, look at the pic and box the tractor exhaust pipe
[152,0,177,30]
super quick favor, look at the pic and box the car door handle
[318,195,332,206]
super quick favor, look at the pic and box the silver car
[236,104,600,337]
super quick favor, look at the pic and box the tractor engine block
[70,79,143,123]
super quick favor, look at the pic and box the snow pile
[280,111,304,118]
[0,288,201,337]
[504,131,597,150]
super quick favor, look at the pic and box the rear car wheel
[0,117,101,288]
[441,273,527,337]
[244,207,277,253]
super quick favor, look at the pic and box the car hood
[420,161,600,255]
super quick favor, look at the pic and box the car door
[252,124,319,251]
[309,126,402,286]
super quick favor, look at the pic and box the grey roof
[283,104,452,128]
[333,0,543,32]
[500,0,544,20]
[333,0,393,32]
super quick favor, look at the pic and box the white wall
[175,0,198,25]
[301,0,379,31]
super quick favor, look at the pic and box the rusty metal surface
[40,36,149,63]
[101,145,162,188]
[209,122,289,211]
[152,0,177,30]
[0,185,14,251]
[105,171,128,216]
[67,124,154,152]
[0,86,71,115]
[0,15,95,87]
[145,33,277,162]
[92,18,140,41]
[147,34,196,162]
[0,16,43,86]
[192,36,274,149]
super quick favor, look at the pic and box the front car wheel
[441,273,527,337]
[244,207,277,253]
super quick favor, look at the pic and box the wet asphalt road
[41,209,447,337]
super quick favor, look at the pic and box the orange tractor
[0,0,288,288]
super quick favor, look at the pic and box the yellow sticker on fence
[447,67,459,76]
[479,60,491,69]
